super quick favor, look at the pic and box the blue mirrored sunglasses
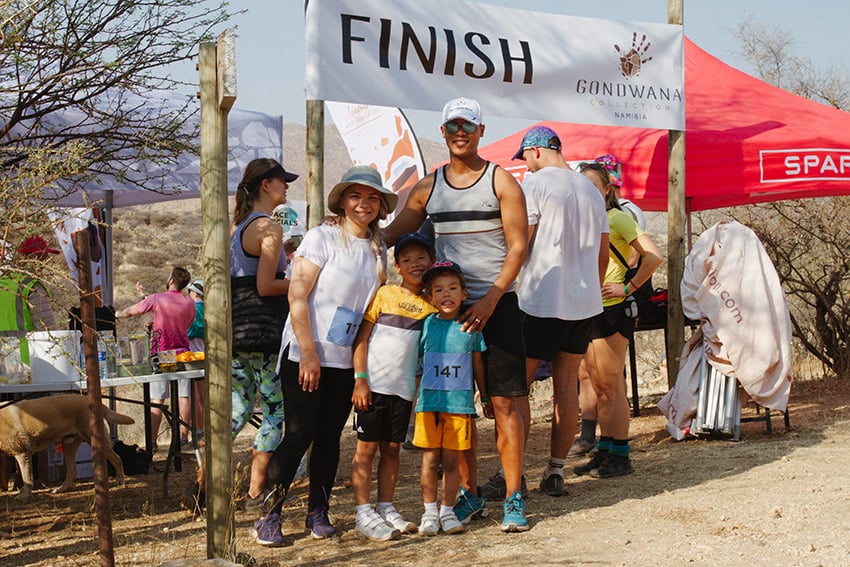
[444,120,478,135]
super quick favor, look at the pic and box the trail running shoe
[355,510,401,542]
[567,438,596,457]
[453,487,488,524]
[573,450,609,476]
[501,491,530,533]
[539,473,565,497]
[253,512,285,547]
[589,454,634,478]
[305,507,336,539]
[379,506,417,534]
[478,472,529,500]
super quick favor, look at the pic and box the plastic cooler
[27,330,82,383]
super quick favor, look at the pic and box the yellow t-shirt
[602,208,644,308]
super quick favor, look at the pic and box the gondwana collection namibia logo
[615,33,653,78]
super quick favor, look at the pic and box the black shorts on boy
[353,392,412,443]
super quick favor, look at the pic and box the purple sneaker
[253,512,284,547]
[305,507,337,539]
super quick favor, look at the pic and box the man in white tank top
[385,97,531,532]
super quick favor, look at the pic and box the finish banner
[306,0,684,130]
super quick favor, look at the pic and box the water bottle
[97,337,109,381]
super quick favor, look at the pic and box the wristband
[624,283,630,295]
[354,372,369,379]
[480,396,490,404]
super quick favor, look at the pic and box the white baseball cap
[441,97,482,126]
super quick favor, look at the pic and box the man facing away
[511,126,609,497]
[384,97,530,532]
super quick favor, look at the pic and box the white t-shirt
[519,166,608,321]
[279,224,385,369]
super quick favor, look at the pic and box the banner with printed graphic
[325,101,426,220]
[306,0,684,130]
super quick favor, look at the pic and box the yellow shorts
[413,411,472,451]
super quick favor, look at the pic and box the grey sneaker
[539,473,565,497]
[567,438,596,457]
[478,472,528,500]
[243,488,272,514]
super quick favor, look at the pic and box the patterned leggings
[231,352,284,452]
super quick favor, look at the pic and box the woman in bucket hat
[254,165,397,546]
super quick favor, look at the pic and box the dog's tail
[103,406,135,425]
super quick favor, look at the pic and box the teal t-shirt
[415,314,487,415]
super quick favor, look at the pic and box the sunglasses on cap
[443,120,478,135]
[579,162,607,172]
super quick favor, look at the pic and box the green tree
[1,0,231,305]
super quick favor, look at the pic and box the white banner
[325,101,426,219]
[306,0,684,130]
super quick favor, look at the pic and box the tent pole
[666,0,686,387]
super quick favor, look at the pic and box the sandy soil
[2,377,849,567]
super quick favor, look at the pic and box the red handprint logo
[615,33,653,78]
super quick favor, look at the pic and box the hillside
[108,124,446,320]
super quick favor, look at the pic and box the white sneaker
[418,512,439,537]
[379,506,417,534]
[355,510,400,542]
[439,511,465,535]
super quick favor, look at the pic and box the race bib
[326,306,364,346]
[422,351,472,391]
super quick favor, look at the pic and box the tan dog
[0,394,134,501]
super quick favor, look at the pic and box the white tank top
[425,162,512,301]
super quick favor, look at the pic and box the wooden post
[73,229,114,567]
[199,33,235,558]
[306,98,325,229]
[666,0,686,386]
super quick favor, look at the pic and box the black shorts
[478,292,528,398]
[590,301,636,341]
[353,392,412,443]
[522,314,593,359]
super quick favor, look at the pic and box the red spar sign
[760,149,850,183]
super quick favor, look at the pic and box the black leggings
[266,357,354,513]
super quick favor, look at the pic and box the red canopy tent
[479,37,850,212]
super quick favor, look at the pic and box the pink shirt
[135,290,196,354]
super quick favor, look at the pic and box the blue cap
[512,126,562,160]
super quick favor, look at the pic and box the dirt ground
[2,375,850,567]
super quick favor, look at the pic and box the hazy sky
[176,0,848,141]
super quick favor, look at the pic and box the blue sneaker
[305,507,337,539]
[501,491,530,532]
[453,487,488,525]
[253,512,285,546]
